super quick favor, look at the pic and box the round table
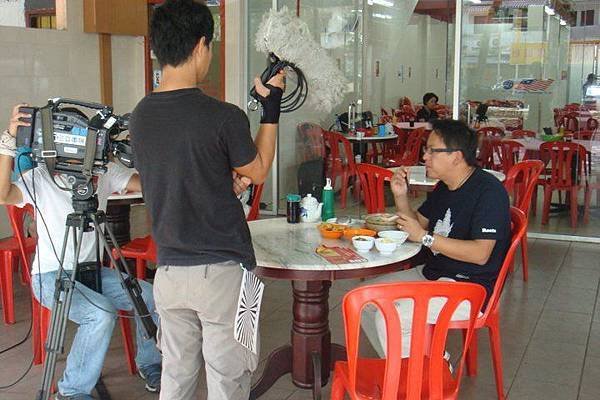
[393,122,432,130]
[344,133,398,162]
[248,218,421,399]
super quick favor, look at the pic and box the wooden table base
[250,280,347,400]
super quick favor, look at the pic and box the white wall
[0,0,25,27]
[0,0,145,237]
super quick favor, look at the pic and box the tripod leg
[37,224,86,400]
[91,215,157,342]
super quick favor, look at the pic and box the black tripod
[36,195,157,400]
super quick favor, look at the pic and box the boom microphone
[250,7,348,114]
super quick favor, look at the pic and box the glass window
[0,0,62,30]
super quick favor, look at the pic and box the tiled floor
[1,206,599,399]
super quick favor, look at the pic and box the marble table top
[394,122,432,130]
[344,133,398,142]
[388,165,505,186]
[108,192,143,201]
[249,218,421,272]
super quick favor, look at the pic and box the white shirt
[14,162,136,275]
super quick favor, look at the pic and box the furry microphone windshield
[253,7,349,114]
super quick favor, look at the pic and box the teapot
[299,194,323,223]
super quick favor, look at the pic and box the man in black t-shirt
[361,119,510,357]
[129,1,285,399]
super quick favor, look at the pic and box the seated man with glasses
[361,119,510,358]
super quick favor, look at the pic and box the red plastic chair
[510,129,536,139]
[355,163,393,214]
[331,281,486,400]
[560,113,579,131]
[297,122,325,161]
[0,205,36,324]
[499,140,524,174]
[323,131,359,209]
[503,161,544,281]
[476,126,505,138]
[246,183,264,222]
[385,127,426,167]
[537,142,588,228]
[6,205,138,374]
[448,207,527,400]
[574,130,594,140]
[586,118,598,131]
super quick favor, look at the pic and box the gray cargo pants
[154,261,258,400]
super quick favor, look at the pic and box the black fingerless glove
[255,84,283,124]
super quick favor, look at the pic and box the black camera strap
[40,105,57,175]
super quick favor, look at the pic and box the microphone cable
[249,53,308,114]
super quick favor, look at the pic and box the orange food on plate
[318,223,346,239]
[343,228,376,240]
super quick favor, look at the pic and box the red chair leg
[464,329,478,376]
[32,299,43,365]
[521,233,528,281]
[340,172,349,209]
[488,316,505,400]
[583,186,591,224]
[541,187,552,225]
[118,311,137,375]
[136,259,147,281]
[330,366,346,400]
[569,189,578,229]
[1,251,16,324]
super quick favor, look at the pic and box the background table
[344,133,398,162]
[394,122,432,130]
[249,218,420,399]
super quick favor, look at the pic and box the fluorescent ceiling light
[469,0,482,4]
[544,6,555,16]
[367,0,394,7]
[559,18,567,25]
[373,13,392,20]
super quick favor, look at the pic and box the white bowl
[352,235,375,253]
[378,230,409,245]
[375,238,398,255]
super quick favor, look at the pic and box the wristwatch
[421,233,435,248]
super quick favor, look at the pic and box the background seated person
[359,119,510,358]
[415,92,439,122]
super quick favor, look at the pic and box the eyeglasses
[424,147,460,155]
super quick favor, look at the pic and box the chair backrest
[476,126,505,138]
[400,128,426,166]
[574,130,593,140]
[539,141,587,188]
[477,207,527,322]
[323,131,357,172]
[586,118,598,131]
[503,160,544,216]
[342,281,486,400]
[6,205,36,284]
[561,114,579,131]
[510,129,536,139]
[355,163,393,214]
[499,140,524,173]
[246,183,264,221]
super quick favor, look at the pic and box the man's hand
[233,171,252,196]
[8,103,31,137]
[390,167,410,197]
[254,70,286,98]
[396,213,427,243]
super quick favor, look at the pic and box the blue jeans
[32,267,161,396]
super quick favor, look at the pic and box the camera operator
[0,103,163,399]
[129,1,285,399]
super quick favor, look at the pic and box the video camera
[16,98,134,200]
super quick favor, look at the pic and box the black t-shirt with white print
[418,168,510,297]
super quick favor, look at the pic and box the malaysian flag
[513,78,554,93]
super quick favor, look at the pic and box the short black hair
[423,92,439,104]
[150,0,214,68]
[431,119,478,166]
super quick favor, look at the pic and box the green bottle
[321,178,335,221]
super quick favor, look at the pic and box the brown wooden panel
[99,33,113,106]
[84,0,148,36]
